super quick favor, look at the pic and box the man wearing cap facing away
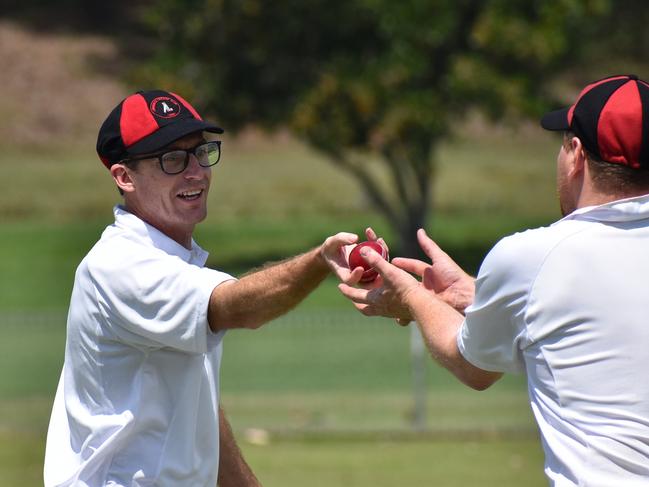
[43,90,370,486]
[339,75,649,485]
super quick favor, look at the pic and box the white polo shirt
[458,194,649,486]
[44,206,235,487]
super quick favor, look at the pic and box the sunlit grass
[240,436,546,487]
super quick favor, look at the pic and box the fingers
[321,232,358,275]
[338,283,372,304]
[338,284,382,317]
[422,266,435,291]
[358,247,393,280]
[393,257,436,292]
[417,228,449,264]
[337,285,373,315]
[377,238,388,255]
[358,246,384,265]
[327,232,359,247]
[346,266,366,284]
[364,227,389,254]
[359,247,421,292]
[365,227,378,241]
[391,257,429,277]
[330,263,365,285]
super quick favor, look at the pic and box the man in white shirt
[44,90,370,486]
[339,75,649,485]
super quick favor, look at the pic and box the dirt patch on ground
[0,20,297,153]
[0,21,128,149]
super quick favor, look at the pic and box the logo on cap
[150,96,181,119]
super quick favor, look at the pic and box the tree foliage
[140,0,608,255]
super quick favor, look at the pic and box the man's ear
[110,164,136,194]
[568,136,587,178]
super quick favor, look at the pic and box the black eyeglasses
[124,141,222,175]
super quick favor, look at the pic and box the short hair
[565,132,649,194]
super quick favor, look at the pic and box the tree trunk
[397,198,429,259]
[323,141,434,261]
[392,141,434,260]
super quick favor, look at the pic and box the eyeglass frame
[120,140,222,175]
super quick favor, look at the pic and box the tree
[139,0,607,256]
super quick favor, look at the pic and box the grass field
[1,310,546,486]
[0,131,557,485]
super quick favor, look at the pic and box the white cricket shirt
[458,194,649,486]
[44,206,235,487]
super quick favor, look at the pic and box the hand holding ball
[348,241,389,283]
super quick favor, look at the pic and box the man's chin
[187,209,208,224]
[176,200,208,220]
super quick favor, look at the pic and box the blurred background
[2,1,648,485]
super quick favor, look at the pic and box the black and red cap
[541,74,649,169]
[96,90,224,168]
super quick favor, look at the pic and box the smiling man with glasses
[43,90,370,487]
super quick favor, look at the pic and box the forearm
[218,407,261,487]
[208,247,330,330]
[406,288,501,390]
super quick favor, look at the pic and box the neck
[162,226,194,250]
[574,165,649,210]
[122,203,195,250]
[577,188,649,210]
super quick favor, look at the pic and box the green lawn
[0,414,546,487]
[241,436,546,487]
[1,307,545,486]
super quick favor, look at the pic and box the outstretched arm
[217,407,261,487]
[208,231,368,331]
[338,245,501,391]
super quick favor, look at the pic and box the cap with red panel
[96,90,223,169]
[541,74,649,169]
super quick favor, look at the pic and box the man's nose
[184,154,206,179]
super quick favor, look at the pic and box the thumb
[360,247,391,275]
[334,232,360,246]
[422,266,435,291]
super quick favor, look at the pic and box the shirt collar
[560,193,649,224]
[112,205,209,265]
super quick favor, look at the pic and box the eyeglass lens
[161,141,221,174]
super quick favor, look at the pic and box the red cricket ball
[348,241,389,283]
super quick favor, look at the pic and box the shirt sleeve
[88,245,234,354]
[457,233,538,374]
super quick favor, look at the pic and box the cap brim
[540,107,571,131]
[127,119,224,155]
